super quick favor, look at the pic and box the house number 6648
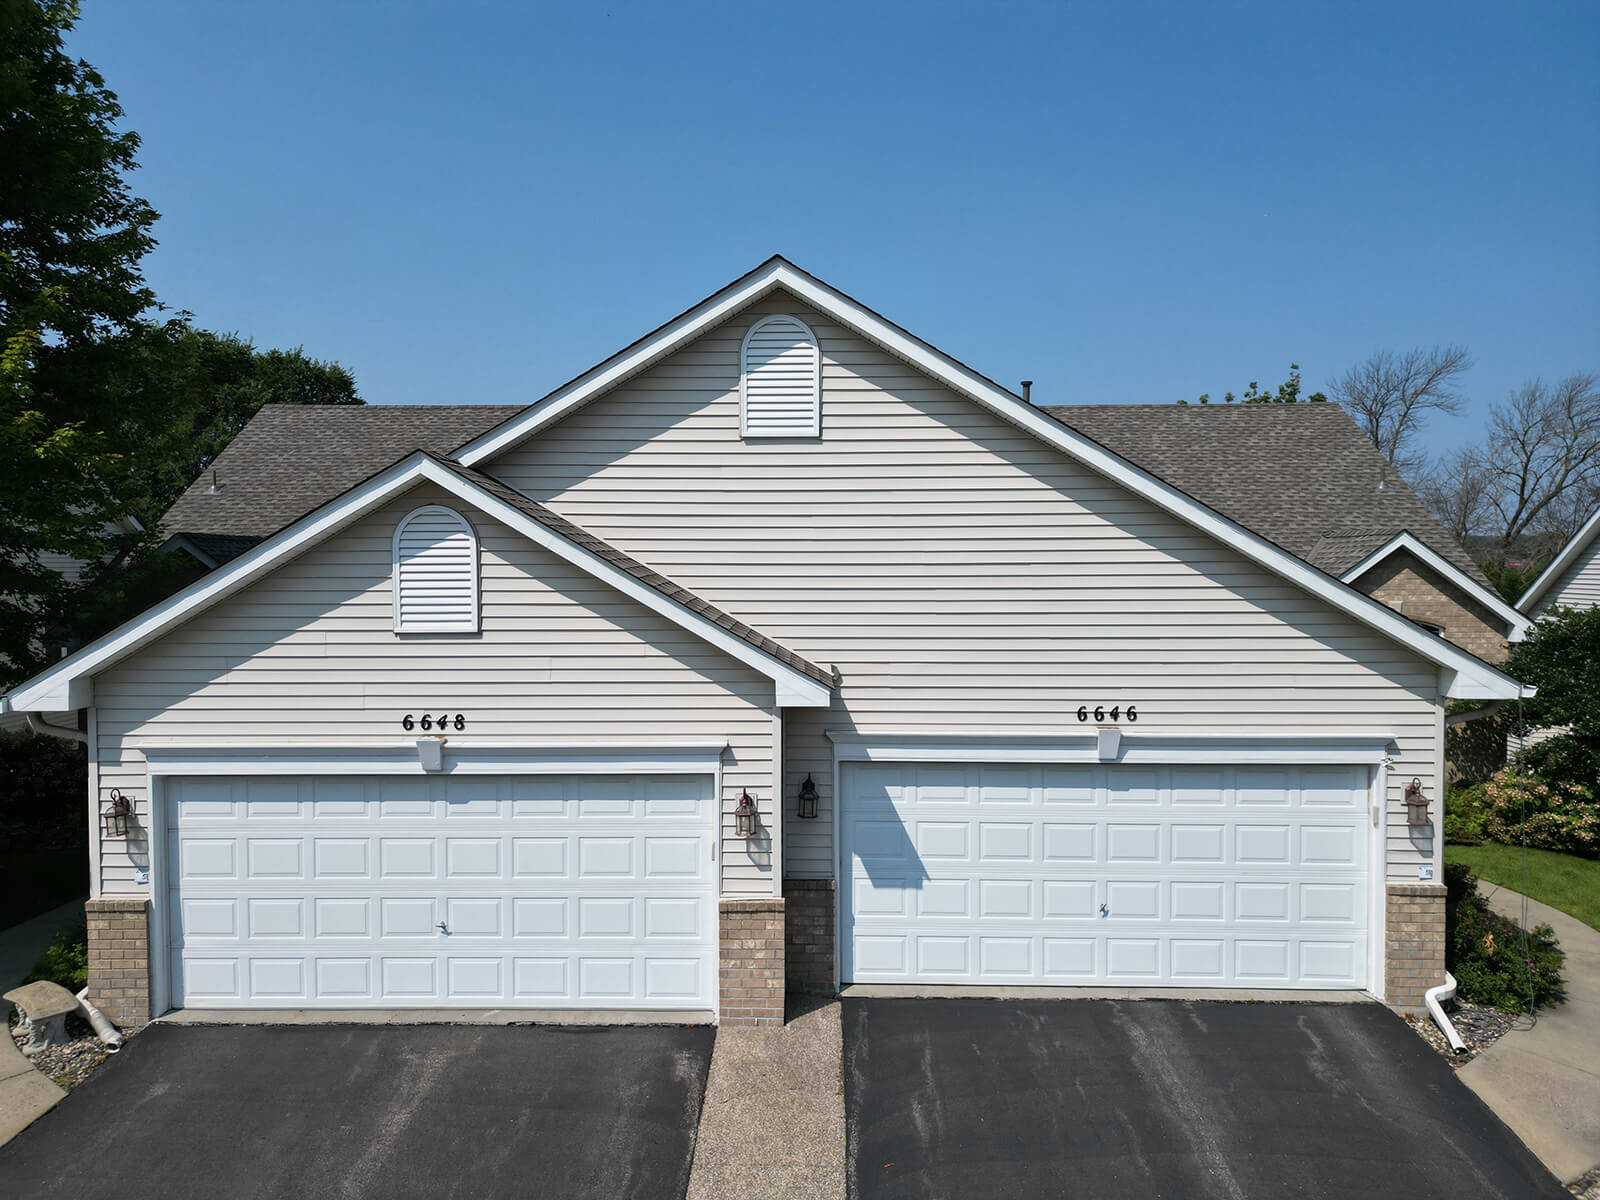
[402,713,466,731]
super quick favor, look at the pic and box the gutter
[1445,700,1505,727]
[26,712,87,745]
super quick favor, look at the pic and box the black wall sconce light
[734,790,758,837]
[797,774,819,820]
[101,789,134,839]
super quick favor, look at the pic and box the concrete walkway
[0,899,85,993]
[687,997,845,1200]
[1458,884,1600,1186]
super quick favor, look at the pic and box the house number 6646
[402,713,466,731]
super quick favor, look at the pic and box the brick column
[783,879,835,996]
[86,897,152,1030]
[719,898,785,1027]
[1385,883,1447,1009]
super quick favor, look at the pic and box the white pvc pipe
[1425,972,1466,1053]
[75,988,123,1051]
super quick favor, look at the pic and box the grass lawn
[1445,842,1600,932]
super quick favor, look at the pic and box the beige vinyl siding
[1532,534,1600,616]
[93,482,777,896]
[488,291,1445,884]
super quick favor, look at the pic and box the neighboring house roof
[1045,403,1493,588]
[5,450,833,714]
[1519,506,1600,614]
[160,404,524,541]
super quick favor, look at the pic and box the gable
[1521,508,1600,616]
[477,279,1520,700]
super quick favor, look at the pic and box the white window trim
[740,313,821,438]
[392,504,480,634]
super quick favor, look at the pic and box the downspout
[75,989,123,1050]
[1425,972,1467,1053]
[27,711,88,745]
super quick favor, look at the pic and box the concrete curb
[1457,883,1600,1185]
[0,1027,65,1147]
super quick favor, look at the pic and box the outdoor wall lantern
[797,774,820,820]
[1404,777,1430,827]
[734,790,759,837]
[101,789,134,840]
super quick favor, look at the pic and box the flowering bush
[1481,768,1600,859]
[1444,862,1564,1013]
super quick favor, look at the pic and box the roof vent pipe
[1020,380,1033,403]
[205,469,222,495]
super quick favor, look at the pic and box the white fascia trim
[1339,531,1532,640]
[1518,507,1600,614]
[825,730,1395,765]
[5,453,830,712]
[138,740,730,777]
[455,259,1522,701]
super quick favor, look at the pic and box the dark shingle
[1044,403,1490,587]
[159,405,524,540]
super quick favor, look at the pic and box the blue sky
[69,1,1598,454]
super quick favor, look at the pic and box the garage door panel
[842,761,1369,989]
[167,773,715,1009]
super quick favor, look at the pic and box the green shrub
[0,731,88,851]
[1444,862,1564,1013]
[1444,783,1488,845]
[1482,767,1600,858]
[23,915,88,994]
[1518,734,1600,790]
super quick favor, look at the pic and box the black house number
[402,713,466,731]
[1077,704,1137,722]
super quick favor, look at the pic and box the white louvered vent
[741,314,821,437]
[392,505,479,633]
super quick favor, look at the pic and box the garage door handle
[436,922,449,935]
[1099,904,1108,918]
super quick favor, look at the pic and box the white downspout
[1426,972,1467,1053]
[75,988,123,1050]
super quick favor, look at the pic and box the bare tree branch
[1478,373,1600,550]
[1331,345,1473,467]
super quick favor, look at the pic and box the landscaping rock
[1402,1000,1519,1067]
[8,1028,110,1093]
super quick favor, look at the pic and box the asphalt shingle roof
[160,404,524,539]
[1044,402,1491,587]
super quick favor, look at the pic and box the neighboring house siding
[92,482,778,897]
[487,291,1446,884]
[1350,551,1511,663]
[1531,536,1600,616]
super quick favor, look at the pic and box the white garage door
[842,761,1370,989]
[165,773,717,1010]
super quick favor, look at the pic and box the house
[0,258,1529,1031]
[1519,507,1600,617]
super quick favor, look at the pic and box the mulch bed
[1402,999,1519,1067]
[8,1011,114,1092]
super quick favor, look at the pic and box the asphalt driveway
[0,1022,714,1200]
[843,997,1566,1200]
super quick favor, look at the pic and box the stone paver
[1458,884,1600,1186]
[688,996,845,1200]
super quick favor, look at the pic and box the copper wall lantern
[734,790,758,837]
[101,789,134,839]
[1404,777,1430,827]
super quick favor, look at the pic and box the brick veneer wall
[1386,883,1447,1009]
[86,897,152,1030]
[719,898,785,1027]
[783,879,835,995]
[1352,552,1510,663]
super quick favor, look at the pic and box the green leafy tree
[1,0,159,684]
[1178,364,1328,406]
[1506,606,1600,751]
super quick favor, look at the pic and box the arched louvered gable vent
[392,505,480,633]
[741,314,821,437]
